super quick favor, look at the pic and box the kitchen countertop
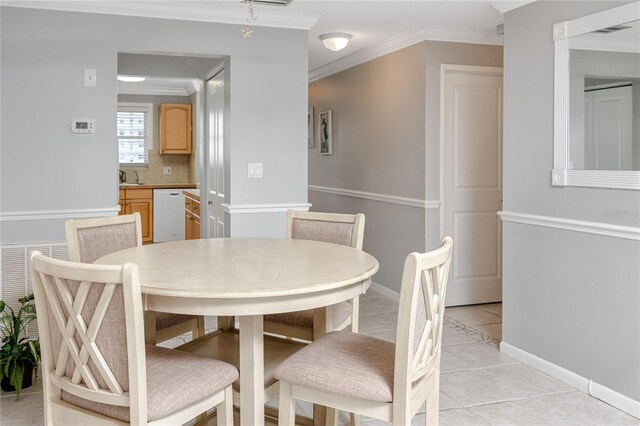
[119,183,197,190]
[183,189,200,201]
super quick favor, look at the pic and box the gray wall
[1,7,308,243]
[503,1,640,401]
[308,41,503,292]
[309,43,427,292]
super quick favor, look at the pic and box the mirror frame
[552,2,640,190]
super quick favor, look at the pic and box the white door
[442,65,503,306]
[206,71,226,238]
[585,86,633,171]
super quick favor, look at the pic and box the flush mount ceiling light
[320,33,352,52]
[117,75,146,83]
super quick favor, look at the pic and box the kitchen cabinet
[184,192,200,240]
[119,188,153,243]
[160,104,192,154]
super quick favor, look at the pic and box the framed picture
[319,110,333,155]
[308,106,314,148]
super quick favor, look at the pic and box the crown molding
[1,1,320,30]
[309,25,503,82]
[117,84,195,96]
[489,1,537,14]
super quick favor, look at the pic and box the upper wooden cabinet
[160,104,192,154]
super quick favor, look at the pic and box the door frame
[438,64,504,306]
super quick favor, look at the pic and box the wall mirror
[553,2,640,190]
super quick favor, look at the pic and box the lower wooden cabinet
[119,188,153,243]
[184,193,200,240]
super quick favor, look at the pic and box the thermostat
[71,118,95,135]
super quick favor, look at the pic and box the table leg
[239,315,264,426]
[312,309,328,425]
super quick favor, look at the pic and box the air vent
[242,0,292,6]
[591,25,631,34]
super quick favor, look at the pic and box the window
[117,102,153,165]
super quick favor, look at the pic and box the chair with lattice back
[30,251,237,425]
[64,213,205,345]
[263,210,365,342]
[274,236,453,425]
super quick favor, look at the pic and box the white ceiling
[281,1,505,71]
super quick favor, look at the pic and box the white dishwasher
[153,189,187,242]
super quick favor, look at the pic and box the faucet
[133,170,139,184]
[119,169,126,184]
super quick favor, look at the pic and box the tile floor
[1,288,638,425]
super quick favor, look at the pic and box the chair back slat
[30,252,146,420]
[394,237,453,397]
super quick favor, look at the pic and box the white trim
[309,25,503,82]
[0,207,120,222]
[308,185,440,209]
[552,2,640,191]
[489,1,537,14]
[222,203,311,215]
[117,85,196,97]
[2,1,320,30]
[498,211,640,241]
[500,342,640,419]
[369,281,400,302]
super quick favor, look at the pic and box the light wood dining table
[96,237,379,426]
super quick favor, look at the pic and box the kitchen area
[116,53,217,244]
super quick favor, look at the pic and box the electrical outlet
[163,167,172,175]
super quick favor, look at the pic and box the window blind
[117,109,148,164]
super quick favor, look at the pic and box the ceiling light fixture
[320,33,352,52]
[117,76,146,83]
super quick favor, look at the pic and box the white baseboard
[369,281,400,302]
[500,342,640,419]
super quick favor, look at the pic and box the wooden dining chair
[64,213,205,345]
[30,252,237,425]
[264,210,365,341]
[274,237,453,426]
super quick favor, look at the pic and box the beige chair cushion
[264,301,352,329]
[155,312,195,331]
[62,345,238,422]
[274,331,395,402]
[291,218,353,247]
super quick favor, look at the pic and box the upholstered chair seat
[274,331,395,402]
[264,302,352,330]
[62,345,238,422]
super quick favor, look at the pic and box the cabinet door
[118,190,125,215]
[185,211,194,240]
[126,199,153,243]
[160,104,192,154]
[193,216,200,239]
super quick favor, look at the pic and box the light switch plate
[84,68,97,87]
[248,163,263,179]
[163,167,172,175]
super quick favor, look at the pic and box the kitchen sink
[120,183,145,186]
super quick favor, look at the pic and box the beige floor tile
[0,390,44,426]
[533,392,640,425]
[483,364,575,398]
[471,323,502,340]
[439,408,491,425]
[477,303,502,317]
[445,306,502,326]
[359,297,399,315]
[440,368,529,407]
[468,395,580,425]
[358,312,398,333]
[442,325,480,346]
[442,342,518,370]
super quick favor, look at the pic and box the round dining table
[96,237,379,426]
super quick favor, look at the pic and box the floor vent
[1,242,68,338]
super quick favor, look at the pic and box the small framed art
[319,110,333,155]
